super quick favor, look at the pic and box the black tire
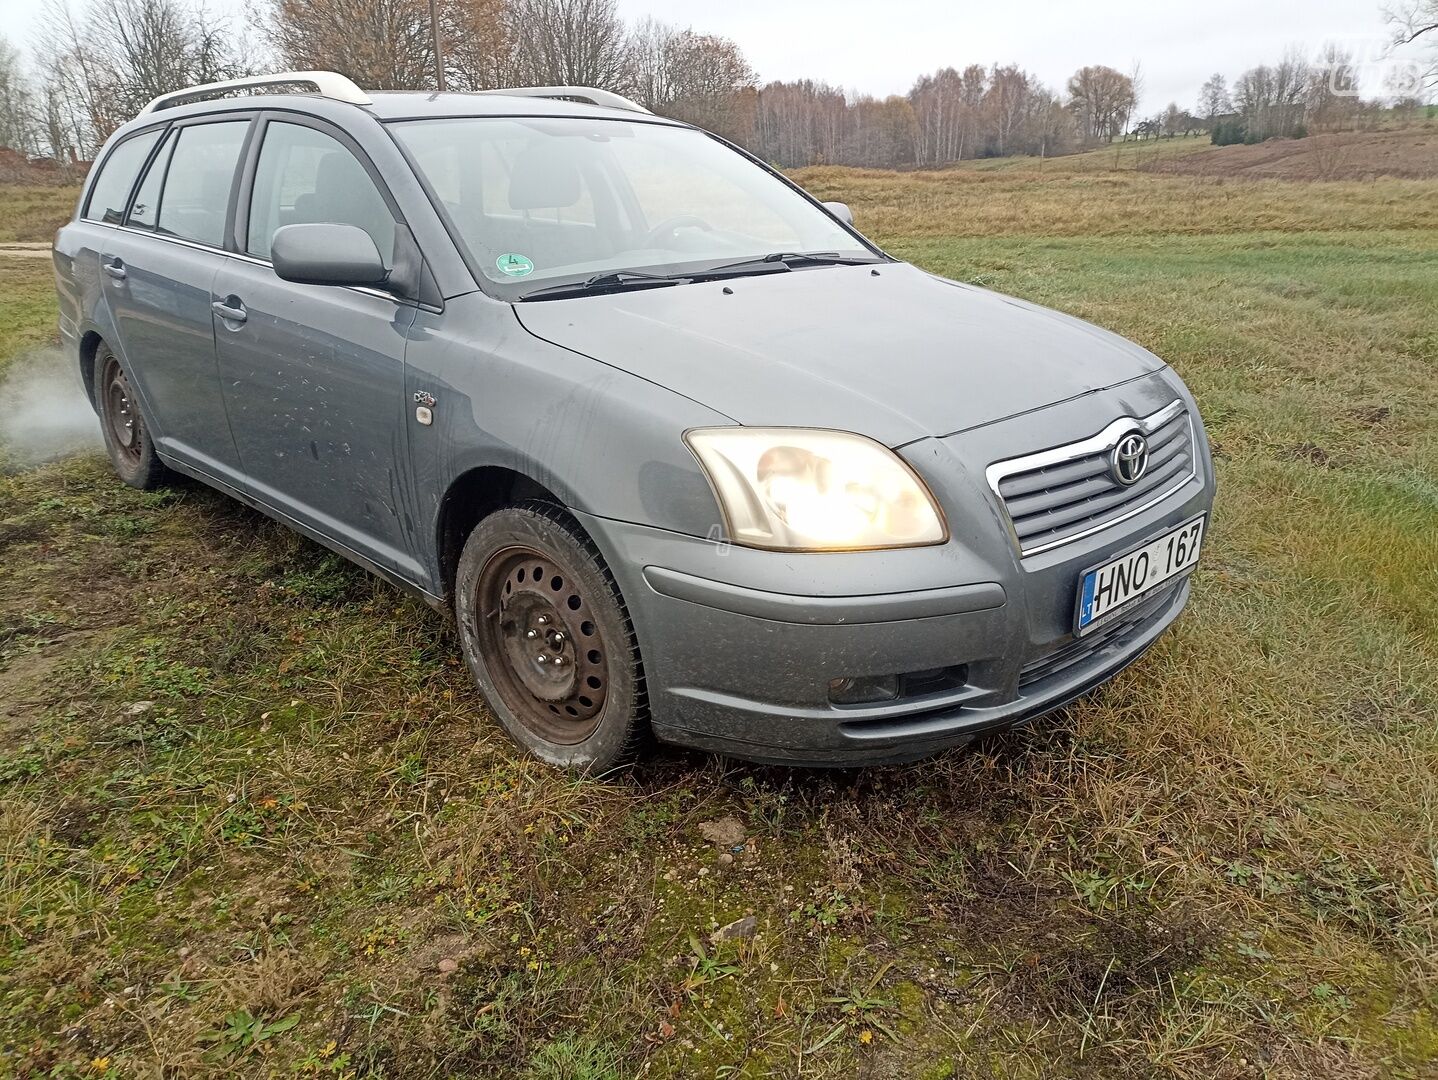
[95,345,168,490]
[454,501,648,771]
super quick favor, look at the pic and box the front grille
[989,401,1196,556]
[1018,581,1178,689]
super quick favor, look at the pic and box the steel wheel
[102,354,142,464]
[454,502,648,770]
[94,344,168,490]
[476,548,610,744]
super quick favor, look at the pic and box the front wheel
[95,345,168,490]
[454,502,648,771]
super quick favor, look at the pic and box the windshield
[389,116,879,296]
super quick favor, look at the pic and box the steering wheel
[643,215,713,248]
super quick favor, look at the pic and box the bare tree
[504,0,631,91]
[984,64,1033,156]
[1233,49,1311,139]
[444,0,511,90]
[0,36,39,155]
[266,0,508,91]
[908,64,987,164]
[627,19,754,141]
[1123,60,1144,139]
[32,0,252,152]
[1198,72,1231,119]
[1306,44,1360,131]
[267,0,437,90]
[1387,0,1438,44]
[1385,0,1438,87]
[1161,101,1184,137]
[1064,64,1135,142]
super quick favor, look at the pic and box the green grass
[0,157,1435,1077]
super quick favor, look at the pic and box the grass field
[0,153,1435,1078]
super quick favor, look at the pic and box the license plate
[1076,515,1205,634]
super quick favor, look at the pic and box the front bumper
[576,373,1216,766]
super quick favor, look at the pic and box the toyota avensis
[53,72,1215,770]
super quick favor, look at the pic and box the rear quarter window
[83,128,164,224]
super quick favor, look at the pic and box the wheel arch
[79,330,104,408]
[435,465,571,601]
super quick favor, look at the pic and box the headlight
[685,428,947,551]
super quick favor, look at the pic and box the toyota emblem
[1110,432,1149,486]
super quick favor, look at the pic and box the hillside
[1140,125,1438,181]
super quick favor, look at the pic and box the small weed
[1067,867,1155,910]
[520,1035,622,1080]
[679,934,741,997]
[0,753,43,785]
[1311,982,1355,1012]
[801,889,854,927]
[822,962,900,1042]
[200,1009,300,1060]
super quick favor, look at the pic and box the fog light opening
[828,674,900,706]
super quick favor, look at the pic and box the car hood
[512,261,1165,447]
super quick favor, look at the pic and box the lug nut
[553,656,565,666]
[551,631,565,643]
[536,654,549,664]
[537,615,550,625]
[525,629,538,639]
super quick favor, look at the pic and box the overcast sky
[614,0,1398,113]
[2,0,1407,115]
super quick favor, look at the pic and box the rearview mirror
[271,223,389,287]
[823,201,854,226]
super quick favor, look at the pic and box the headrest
[507,140,582,210]
[315,150,361,191]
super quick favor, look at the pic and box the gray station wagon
[53,71,1215,770]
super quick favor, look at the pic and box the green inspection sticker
[496,253,535,278]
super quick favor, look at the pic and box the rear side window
[83,129,163,224]
[157,121,249,248]
[126,129,176,230]
[246,121,395,265]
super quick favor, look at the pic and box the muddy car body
[53,72,1216,768]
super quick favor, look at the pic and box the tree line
[0,0,1433,174]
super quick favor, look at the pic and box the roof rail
[477,86,652,115]
[139,70,372,115]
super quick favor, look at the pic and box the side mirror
[271,223,388,287]
[823,201,854,226]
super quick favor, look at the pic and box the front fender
[403,293,732,584]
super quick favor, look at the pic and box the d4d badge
[413,390,436,425]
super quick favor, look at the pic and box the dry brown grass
[0,184,79,244]
[793,165,1438,239]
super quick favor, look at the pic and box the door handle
[103,258,126,280]
[211,298,247,323]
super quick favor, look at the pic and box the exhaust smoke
[0,347,102,468]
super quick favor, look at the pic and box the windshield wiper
[519,269,688,301]
[692,251,880,279]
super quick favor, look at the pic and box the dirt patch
[1287,442,1332,467]
[0,648,69,732]
[1141,128,1438,181]
[1347,405,1392,426]
[0,148,84,186]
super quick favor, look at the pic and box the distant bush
[1211,119,1248,145]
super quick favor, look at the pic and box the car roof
[113,90,686,134]
[362,91,679,124]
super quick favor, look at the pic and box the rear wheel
[455,502,648,771]
[95,346,168,490]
